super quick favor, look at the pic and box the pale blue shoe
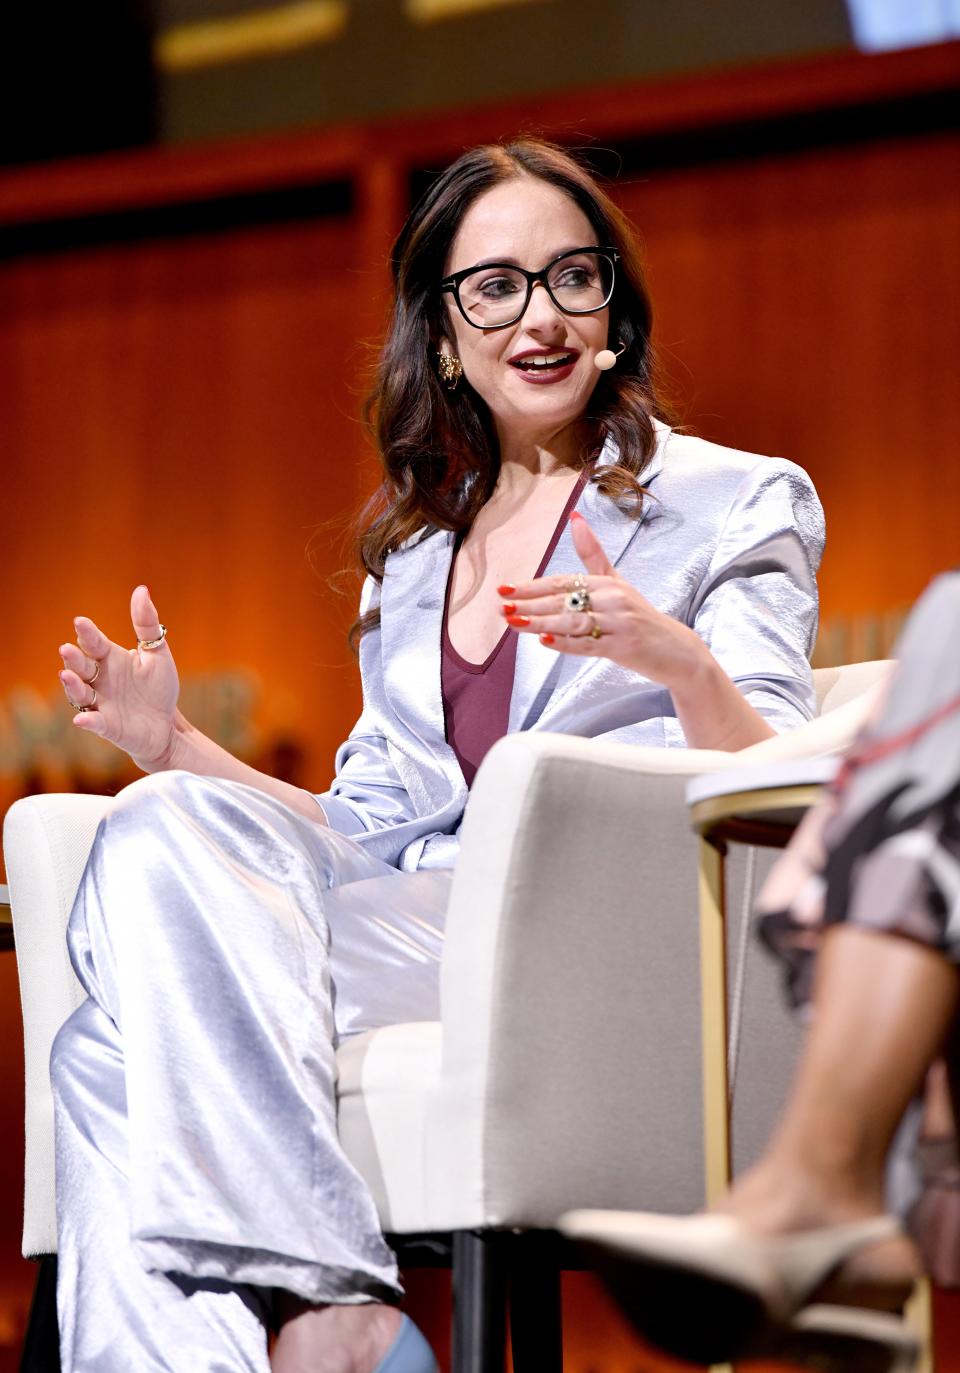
[373,1314,439,1373]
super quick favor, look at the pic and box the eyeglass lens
[457,251,613,327]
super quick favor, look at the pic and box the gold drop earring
[437,350,463,391]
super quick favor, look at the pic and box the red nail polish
[506,615,530,628]
[501,602,516,615]
[569,511,584,523]
[497,584,516,596]
[540,633,555,646]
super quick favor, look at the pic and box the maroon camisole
[441,470,589,787]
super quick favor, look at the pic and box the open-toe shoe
[559,1208,911,1366]
[372,1314,439,1373]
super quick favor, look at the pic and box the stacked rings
[564,573,591,614]
[65,621,170,715]
[564,574,602,638]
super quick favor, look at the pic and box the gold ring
[588,616,603,640]
[83,660,101,686]
[72,690,96,712]
[137,625,168,651]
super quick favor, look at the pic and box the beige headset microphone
[593,342,626,371]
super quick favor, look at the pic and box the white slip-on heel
[559,1208,914,1366]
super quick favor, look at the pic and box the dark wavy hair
[354,138,668,640]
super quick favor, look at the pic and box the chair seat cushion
[336,1023,443,1233]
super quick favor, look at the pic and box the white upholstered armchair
[3,661,889,1373]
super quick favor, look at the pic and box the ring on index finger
[564,573,591,614]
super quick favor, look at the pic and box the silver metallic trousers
[50,770,451,1372]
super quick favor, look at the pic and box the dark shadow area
[0,179,353,261]
[0,1,157,167]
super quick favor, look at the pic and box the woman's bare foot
[271,1297,403,1373]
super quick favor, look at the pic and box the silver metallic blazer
[317,424,825,871]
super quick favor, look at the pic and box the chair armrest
[3,793,115,1255]
[427,733,733,1228]
[429,728,821,1229]
[738,679,886,762]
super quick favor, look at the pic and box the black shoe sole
[576,1237,770,1365]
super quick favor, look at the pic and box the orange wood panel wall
[623,130,960,624]
[2,216,379,803]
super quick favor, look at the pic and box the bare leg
[271,1296,402,1373]
[719,924,959,1292]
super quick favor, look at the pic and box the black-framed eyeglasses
[440,246,618,330]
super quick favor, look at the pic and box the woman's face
[442,176,610,446]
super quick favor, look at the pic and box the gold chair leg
[699,837,733,1373]
[905,1277,935,1373]
[699,836,730,1206]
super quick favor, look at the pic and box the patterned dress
[757,570,960,1282]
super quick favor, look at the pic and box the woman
[562,571,960,1372]
[52,139,824,1372]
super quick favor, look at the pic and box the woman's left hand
[500,511,708,690]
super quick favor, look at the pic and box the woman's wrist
[141,716,327,822]
[658,624,715,700]
[134,712,192,774]
[669,643,776,750]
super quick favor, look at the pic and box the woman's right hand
[58,585,181,772]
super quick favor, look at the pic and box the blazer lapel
[379,528,461,791]
[508,433,668,732]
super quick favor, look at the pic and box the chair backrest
[813,659,893,714]
[731,660,893,767]
[3,793,114,1256]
